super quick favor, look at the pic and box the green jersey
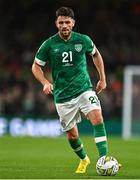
[35,32,96,103]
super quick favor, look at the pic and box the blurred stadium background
[0,0,140,137]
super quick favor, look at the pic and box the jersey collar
[57,31,74,43]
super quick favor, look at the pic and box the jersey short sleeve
[84,35,96,55]
[35,40,50,66]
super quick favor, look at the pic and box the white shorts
[55,90,101,132]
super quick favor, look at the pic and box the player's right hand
[43,83,53,95]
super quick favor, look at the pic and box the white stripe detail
[95,136,107,143]
[35,57,46,66]
[90,45,96,55]
[74,144,83,152]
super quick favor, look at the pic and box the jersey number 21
[62,51,72,63]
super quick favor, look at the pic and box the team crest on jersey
[75,44,82,52]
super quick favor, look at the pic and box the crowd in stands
[0,0,140,120]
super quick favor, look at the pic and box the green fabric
[96,141,108,157]
[69,138,87,159]
[93,123,107,137]
[35,32,95,103]
[93,123,108,157]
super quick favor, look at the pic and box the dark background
[0,0,140,120]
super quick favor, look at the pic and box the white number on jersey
[62,51,72,63]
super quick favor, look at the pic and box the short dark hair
[56,7,74,19]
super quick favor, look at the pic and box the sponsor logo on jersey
[75,44,82,52]
[53,48,59,53]
[63,63,73,67]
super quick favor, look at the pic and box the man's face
[56,16,75,37]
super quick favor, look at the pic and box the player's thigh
[79,90,101,115]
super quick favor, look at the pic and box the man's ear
[55,20,58,28]
[72,19,75,27]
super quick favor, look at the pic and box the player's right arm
[32,39,53,95]
[32,62,53,94]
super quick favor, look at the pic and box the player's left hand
[96,80,106,94]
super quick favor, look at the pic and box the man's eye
[65,21,70,24]
[59,21,71,25]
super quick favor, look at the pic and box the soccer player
[32,7,108,173]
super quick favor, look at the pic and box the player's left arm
[91,48,107,94]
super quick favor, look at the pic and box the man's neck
[58,32,72,41]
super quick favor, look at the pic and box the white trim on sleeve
[90,45,96,55]
[35,57,46,66]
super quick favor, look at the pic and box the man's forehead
[57,16,73,21]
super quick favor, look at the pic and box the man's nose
[62,23,67,27]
